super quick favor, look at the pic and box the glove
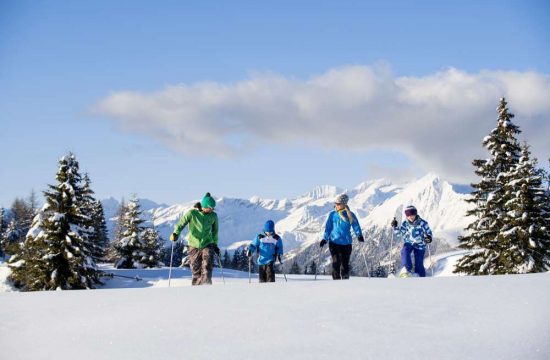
[391,218,398,228]
[319,239,327,248]
[357,235,365,243]
[425,235,433,244]
[276,254,282,262]
[169,233,178,242]
[246,249,252,257]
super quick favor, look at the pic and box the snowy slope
[0,266,548,360]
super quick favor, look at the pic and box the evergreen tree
[309,260,317,276]
[81,174,109,263]
[222,249,231,268]
[1,219,20,257]
[106,199,128,262]
[8,153,99,290]
[231,248,242,270]
[0,207,6,258]
[91,199,109,262]
[140,227,164,268]
[289,260,302,274]
[112,197,161,268]
[498,144,550,272]
[455,98,524,274]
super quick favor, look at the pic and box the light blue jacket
[323,210,362,245]
[394,217,433,250]
[249,233,284,265]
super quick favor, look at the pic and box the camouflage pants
[188,246,214,285]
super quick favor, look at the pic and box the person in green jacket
[170,193,220,285]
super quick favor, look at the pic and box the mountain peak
[302,185,343,201]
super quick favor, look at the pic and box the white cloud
[94,65,550,183]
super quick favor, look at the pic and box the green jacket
[173,209,219,249]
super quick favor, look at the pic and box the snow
[0,259,549,360]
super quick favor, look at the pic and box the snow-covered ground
[0,255,549,360]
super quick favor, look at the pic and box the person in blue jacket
[247,220,283,283]
[391,205,433,277]
[320,194,364,280]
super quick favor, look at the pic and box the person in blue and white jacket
[391,205,433,277]
[247,220,283,283]
[320,193,364,280]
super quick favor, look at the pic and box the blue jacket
[323,209,362,245]
[249,233,284,265]
[394,216,433,250]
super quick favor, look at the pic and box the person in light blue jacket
[247,220,283,283]
[319,193,364,280]
[391,205,433,277]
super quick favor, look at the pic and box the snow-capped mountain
[102,173,473,272]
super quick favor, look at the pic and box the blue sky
[1,0,549,206]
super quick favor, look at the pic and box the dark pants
[259,262,275,283]
[329,242,352,280]
[401,243,426,277]
[188,245,215,285]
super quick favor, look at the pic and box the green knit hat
[200,192,216,209]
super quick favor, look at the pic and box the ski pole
[361,242,370,277]
[168,240,175,287]
[315,245,324,280]
[248,255,252,284]
[216,253,226,285]
[279,257,287,282]
[388,218,396,275]
[102,273,142,281]
[427,243,434,277]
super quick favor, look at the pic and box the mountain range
[102,173,474,274]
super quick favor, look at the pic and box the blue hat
[264,220,275,233]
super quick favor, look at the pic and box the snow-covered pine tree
[289,260,302,274]
[81,174,109,263]
[1,219,20,257]
[498,144,550,272]
[222,249,231,268]
[91,199,109,262]
[455,98,523,275]
[8,153,99,290]
[140,226,164,268]
[310,260,317,276]
[106,199,128,262]
[112,197,162,268]
[231,248,242,270]
[0,207,6,258]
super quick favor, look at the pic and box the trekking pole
[216,253,226,285]
[102,273,142,281]
[427,243,434,277]
[315,245,324,280]
[248,255,252,284]
[388,218,396,275]
[168,240,175,287]
[361,242,370,277]
[279,257,287,282]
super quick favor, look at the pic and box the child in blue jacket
[391,205,433,277]
[319,193,364,280]
[247,220,283,283]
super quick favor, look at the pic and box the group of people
[169,192,434,285]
